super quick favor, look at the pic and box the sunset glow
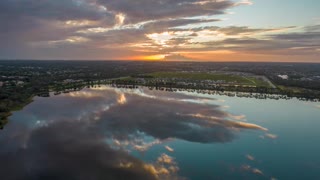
[132,55,167,61]
[0,0,319,62]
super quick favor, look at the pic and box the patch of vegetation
[245,77,271,88]
[0,84,35,129]
[148,72,270,87]
[277,85,304,93]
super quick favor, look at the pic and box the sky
[1,0,319,62]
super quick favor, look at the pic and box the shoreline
[0,96,34,129]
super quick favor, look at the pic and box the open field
[277,85,305,93]
[148,72,272,87]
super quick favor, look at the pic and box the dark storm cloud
[0,120,157,180]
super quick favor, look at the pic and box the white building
[278,75,289,80]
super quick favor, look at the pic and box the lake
[1,86,320,180]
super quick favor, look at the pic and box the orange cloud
[130,55,166,61]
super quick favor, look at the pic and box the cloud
[1,86,269,179]
[264,133,278,139]
[304,24,320,32]
[246,154,255,161]
[0,0,115,59]
[235,0,253,6]
[0,0,111,22]
[164,54,195,61]
[0,120,158,180]
[229,114,246,121]
[0,0,115,43]
[97,0,234,23]
[142,18,220,33]
[1,0,318,61]
[95,95,237,143]
[151,25,319,60]
[185,26,292,35]
[132,139,163,152]
[7,86,268,146]
[165,145,174,152]
[240,164,264,176]
[152,153,180,178]
[65,87,267,143]
[157,153,175,165]
[193,25,320,56]
[252,168,264,175]
[183,113,268,131]
[117,93,127,104]
[0,0,255,60]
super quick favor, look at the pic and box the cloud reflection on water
[0,86,268,180]
[91,87,268,143]
[0,121,159,180]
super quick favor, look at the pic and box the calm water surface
[1,86,320,180]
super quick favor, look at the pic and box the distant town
[1,60,320,129]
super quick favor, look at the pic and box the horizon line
[1,59,320,64]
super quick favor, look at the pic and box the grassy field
[243,77,271,87]
[277,85,305,93]
[149,72,271,87]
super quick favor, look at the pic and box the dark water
[1,86,320,180]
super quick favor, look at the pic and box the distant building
[278,75,289,80]
[63,79,82,84]
[63,79,76,83]
[16,81,25,85]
